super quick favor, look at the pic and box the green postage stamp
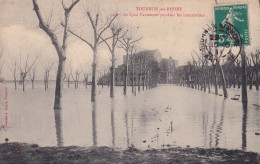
[214,4,250,47]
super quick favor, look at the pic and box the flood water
[0,82,260,153]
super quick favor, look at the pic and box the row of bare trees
[174,49,259,98]
[32,0,143,109]
[6,54,38,91]
[173,21,258,102]
[6,57,91,91]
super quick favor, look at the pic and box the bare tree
[100,23,127,97]
[43,63,53,90]
[118,35,142,95]
[251,50,260,90]
[137,54,145,92]
[192,51,207,92]
[18,54,38,91]
[70,64,86,89]
[129,45,138,93]
[142,55,154,91]
[83,73,89,88]
[241,46,248,102]
[97,67,109,88]
[67,12,118,101]
[63,73,70,88]
[7,61,17,90]
[209,57,219,95]
[32,0,80,109]
[29,67,36,89]
[234,59,242,88]
[246,57,254,90]
[146,61,152,90]
[200,25,228,98]
[216,49,228,98]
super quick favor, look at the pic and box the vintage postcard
[0,0,260,163]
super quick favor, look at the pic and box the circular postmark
[200,21,242,62]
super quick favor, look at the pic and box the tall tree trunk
[110,50,115,97]
[213,65,218,95]
[249,75,253,90]
[256,66,259,90]
[131,63,134,93]
[200,74,203,91]
[31,80,34,89]
[143,65,146,91]
[217,60,228,98]
[146,69,149,90]
[241,46,248,102]
[91,50,97,101]
[208,69,211,93]
[54,58,65,109]
[233,75,236,88]
[14,76,17,90]
[238,79,241,88]
[203,68,206,92]
[138,60,142,92]
[138,73,141,91]
[22,78,25,92]
[123,52,129,95]
[110,64,115,97]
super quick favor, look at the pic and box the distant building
[115,49,162,87]
[123,49,161,65]
[115,64,125,86]
[98,50,178,86]
[159,57,179,83]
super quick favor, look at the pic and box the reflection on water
[215,100,225,147]
[242,102,248,151]
[125,109,130,147]
[1,84,260,153]
[92,102,97,147]
[54,109,63,147]
[111,99,115,147]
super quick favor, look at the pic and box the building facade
[98,50,178,86]
[159,57,179,83]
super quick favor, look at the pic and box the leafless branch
[63,23,94,49]
[25,55,39,75]
[97,14,118,40]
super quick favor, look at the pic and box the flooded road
[0,83,260,153]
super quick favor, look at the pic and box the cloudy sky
[0,0,259,80]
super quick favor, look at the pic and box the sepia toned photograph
[0,0,260,163]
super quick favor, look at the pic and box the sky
[0,0,259,80]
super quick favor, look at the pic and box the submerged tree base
[0,143,259,163]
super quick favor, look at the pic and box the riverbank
[0,143,259,163]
